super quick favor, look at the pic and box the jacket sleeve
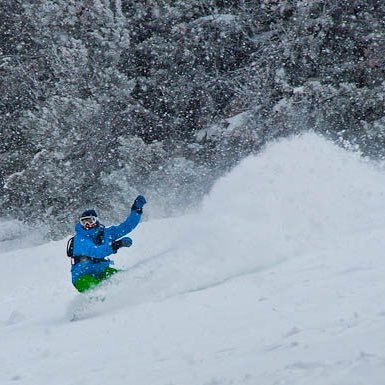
[73,236,115,259]
[106,210,142,241]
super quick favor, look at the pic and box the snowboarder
[68,195,146,292]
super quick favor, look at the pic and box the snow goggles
[80,215,98,227]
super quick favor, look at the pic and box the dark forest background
[2,0,385,237]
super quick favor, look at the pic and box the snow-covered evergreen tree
[2,0,385,237]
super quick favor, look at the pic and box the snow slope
[2,133,385,385]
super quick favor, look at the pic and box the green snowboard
[74,267,120,293]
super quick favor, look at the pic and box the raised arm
[106,196,147,241]
[106,210,142,240]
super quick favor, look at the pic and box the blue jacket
[71,210,142,284]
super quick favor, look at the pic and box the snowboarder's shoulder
[75,223,84,234]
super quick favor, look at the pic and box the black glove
[131,195,147,214]
[112,237,133,252]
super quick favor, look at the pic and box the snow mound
[203,132,385,248]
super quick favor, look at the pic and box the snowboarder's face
[80,216,98,230]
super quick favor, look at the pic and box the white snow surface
[2,133,385,385]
